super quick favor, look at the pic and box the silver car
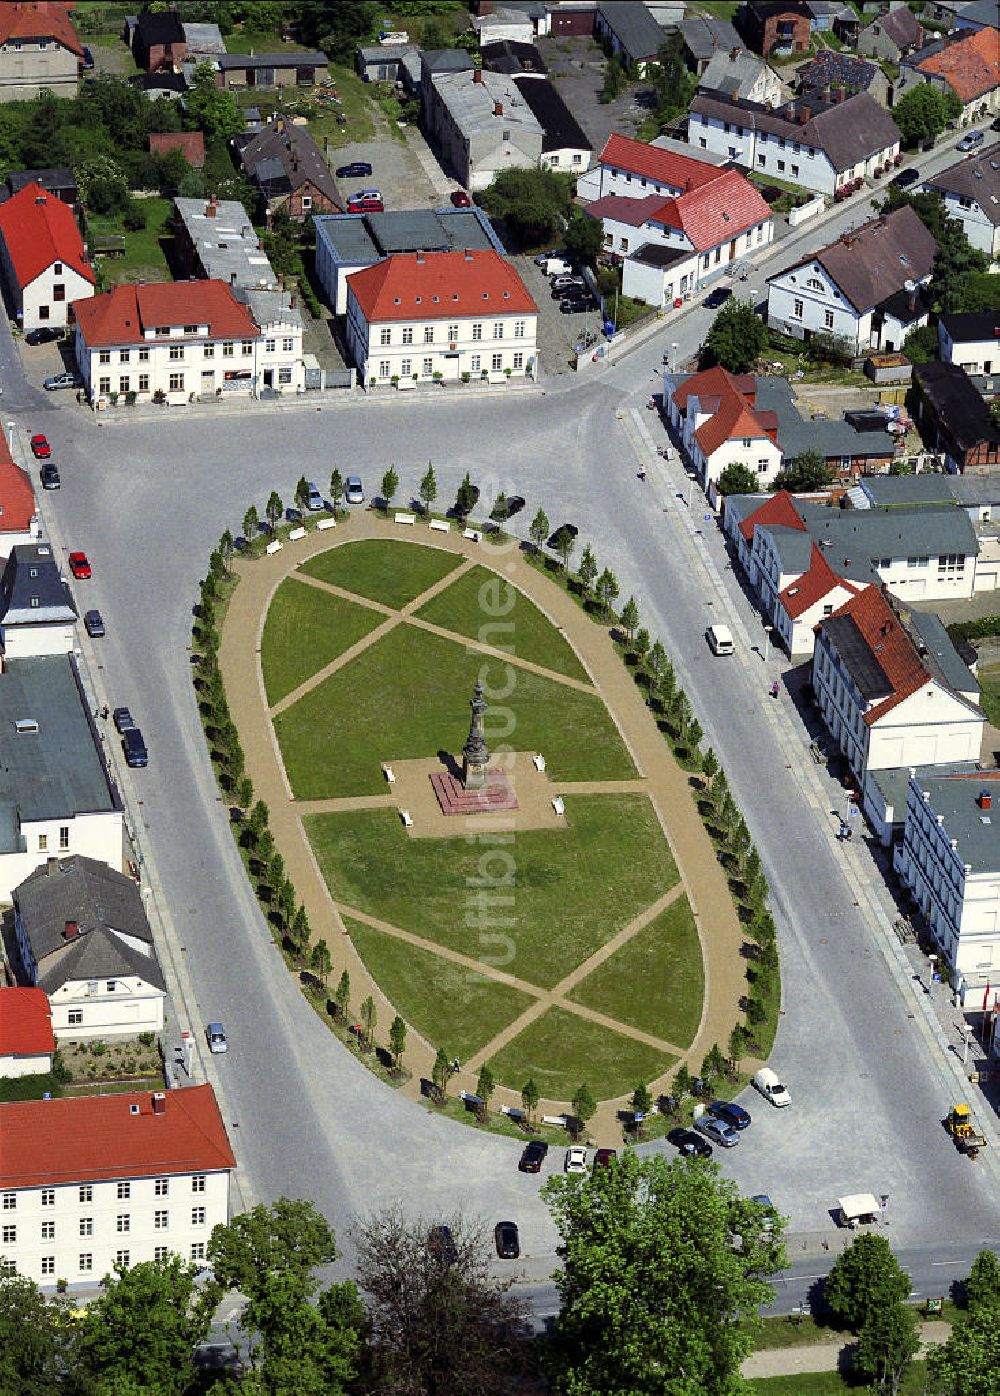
[695,1114,740,1148]
[345,475,364,504]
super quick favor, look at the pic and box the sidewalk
[743,1320,951,1379]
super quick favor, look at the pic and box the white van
[543,257,572,277]
[753,1067,790,1107]
[706,624,734,656]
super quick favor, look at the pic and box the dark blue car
[708,1100,751,1130]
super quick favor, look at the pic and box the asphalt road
[5,126,999,1304]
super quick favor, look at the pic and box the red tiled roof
[779,542,863,620]
[0,430,38,533]
[148,131,206,167]
[0,181,92,290]
[671,364,756,410]
[0,1084,236,1189]
[73,280,259,347]
[598,133,725,192]
[738,489,808,541]
[0,1,83,58]
[916,29,999,104]
[696,397,772,457]
[672,365,777,457]
[0,988,53,1058]
[823,586,929,724]
[666,169,771,254]
[584,193,673,227]
[347,250,536,323]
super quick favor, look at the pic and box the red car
[347,196,384,212]
[450,189,472,207]
[68,551,91,579]
[30,434,51,459]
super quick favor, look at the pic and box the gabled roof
[0,1084,236,1190]
[15,854,154,961]
[239,120,341,208]
[700,49,771,100]
[924,141,1000,227]
[0,988,53,1059]
[664,168,771,253]
[0,544,75,626]
[819,586,931,722]
[682,13,742,63]
[0,1,82,58]
[347,250,536,324]
[134,9,184,47]
[738,488,809,541]
[0,181,93,290]
[865,5,923,51]
[598,133,725,192]
[689,89,901,172]
[0,432,37,534]
[511,76,590,155]
[73,280,259,348]
[217,50,328,71]
[596,0,666,60]
[797,48,882,93]
[915,27,998,103]
[148,131,205,167]
[939,311,1000,344]
[779,542,864,619]
[914,361,1000,453]
[585,193,671,226]
[672,364,779,456]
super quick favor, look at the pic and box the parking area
[540,35,653,152]
[515,255,604,376]
[332,134,446,212]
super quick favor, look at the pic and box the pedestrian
[769,681,780,699]
[101,704,109,721]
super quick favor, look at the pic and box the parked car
[30,434,51,459]
[347,196,384,212]
[706,623,734,656]
[752,1067,791,1107]
[25,326,62,346]
[41,463,60,490]
[559,296,593,314]
[518,1140,548,1173]
[83,609,105,638]
[68,551,91,579]
[552,277,586,296]
[694,1115,740,1148]
[428,1225,458,1265]
[592,1148,617,1171]
[345,475,364,504]
[113,707,135,733]
[122,726,148,768]
[336,161,373,178]
[667,1127,713,1159]
[450,189,472,207]
[704,285,732,310]
[957,129,984,152]
[890,167,920,188]
[707,1100,751,1131]
[494,1221,520,1258]
[564,1145,588,1173]
[43,371,80,390]
[348,188,382,204]
[206,1022,228,1053]
[533,247,567,267]
[306,482,324,511]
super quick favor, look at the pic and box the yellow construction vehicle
[946,1104,988,1160]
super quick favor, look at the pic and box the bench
[463,528,481,542]
[400,809,413,828]
[552,796,565,816]
[265,540,283,555]
[429,519,450,533]
[316,516,336,530]
[288,526,306,541]
[533,754,546,772]
[383,765,395,784]
[395,512,416,526]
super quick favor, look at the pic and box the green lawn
[261,577,385,705]
[88,196,173,284]
[487,1005,675,1100]
[299,539,463,610]
[414,564,590,683]
[343,915,535,1062]
[275,623,636,798]
[306,795,677,988]
[568,894,704,1049]
[976,665,1000,728]
[749,1364,929,1394]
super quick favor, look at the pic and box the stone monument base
[430,767,519,816]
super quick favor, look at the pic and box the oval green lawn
[487,1006,675,1101]
[261,577,385,705]
[299,539,463,610]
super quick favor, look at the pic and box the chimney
[494,101,503,116]
[46,857,58,875]
[63,920,78,940]
[230,271,237,285]
[980,790,992,810]
[152,1092,166,1116]
[799,105,810,124]
[206,196,217,217]
[473,67,483,84]
[464,249,473,261]
[416,253,425,264]
[35,193,47,205]
[836,87,846,103]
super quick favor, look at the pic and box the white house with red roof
[0,181,93,332]
[0,1,83,101]
[345,249,538,387]
[72,280,304,405]
[0,429,40,555]
[0,987,54,1079]
[0,1085,235,1286]
[666,365,784,490]
[577,133,727,204]
[775,541,866,655]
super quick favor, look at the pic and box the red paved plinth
[429,767,519,815]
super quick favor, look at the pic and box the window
[138,374,149,392]
[203,344,214,359]
[301,195,312,211]
[116,1250,130,1267]
[714,247,721,264]
[493,323,504,339]
[241,341,253,356]
[379,328,391,346]
[99,376,111,394]
[621,237,629,253]
[169,345,184,360]
[59,826,69,850]
[79,1218,93,1236]
[168,373,184,392]
[223,342,234,357]
[513,353,523,370]
[401,326,413,345]
[154,1210,169,1230]
[117,1215,130,1232]
[400,358,411,376]
[156,326,169,337]
[776,160,786,173]
[422,357,433,376]
[447,323,458,341]
[700,137,707,149]
[99,351,111,365]
[938,553,966,573]
[281,337,293,352]
[79,1254,93,1272]
[191,1242,206,1261]
[1,1194,14,1211]
[138,348,149,362]
[1,1226,15,1243]
[807,277,823,290]
[41,1256,54,1276]
[265,338,276,353]
[792,298,804,319]
[117,1183,130,1200]
[119,350,130,364]
[423,326,434,344]
[702,254,710,270]
[41,1220,54,1240]
[54,261,62,274]
[378,360,390,377]
[79,1186,92,1204]
[41,1191,54,1207]
[790,165,799,178]
[37,834,47,851]
[491,353,502,371]
[757,154,765,168]
[105,980,116,994]
[472,323,483,341]
[191,1175,206,1193]
[154,1246,168,1262]
[824,310,834,330]
[184,325,198,334]
[502,129,510,141]
[514,320,525,339]
[192,1207,206,1225]
[470,355,480,372]
[757,459,770,473]
[278,367,292,384]
[154,1179,169,1197]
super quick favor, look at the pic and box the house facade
[578,132,726,204]
[939,313,999,379]
[0,1086,235,1287]
[913,362,1000,474]
[0,1,82,102]
[594,1,666,75]
[345,249,538,387]
[0,182,94,332]
[922,141,1000,262]
[857,4,925,64]
[666,366,784,490]
[698,48,784,106]
[737,1,813,56]
[897,27,1000,126]
[214,51,329,89]
[236,118,342,222]
[426,68,544,192]
[0,988,54,1079]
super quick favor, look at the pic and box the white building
[0,0,83,101]
[894,771,1000,997]
[938,312,999,379]
[0,544,76,660]
[13,856,166,1041]
[699,48,783,106]
[922,141,1000,263]
[665,365,784,490]
[0,181,93,332]
[346,249,538,387]
[0,988,54,1079]
[71,280,304,405]
[577,132,728,205]
[0,1086,235,1286]
[425,67,544,192]
[766,206,936,354]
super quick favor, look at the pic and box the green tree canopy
[481,167,575,247]
[929,1293,1000,1396]
[702,299,768,374]
[901,323,939,365]
[564,208,603,269]
[892,84,961,147]
[824,1232,910,1333]
[208,1197,339,1302]
[773,449,831,493]
[965,1249,1000,1313]
[0,1273,67,1396]
[184,63,244,142]
[717,462,760,497]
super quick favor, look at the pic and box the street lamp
[670,342,678,373]
[962,1022,975,1068]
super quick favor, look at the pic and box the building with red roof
[72,279,305,404]
[666,364,784,491]
[0,2,83,101]
[148,131,206,169]
[0,428,40,554]
[0,1084,235,1286]
[345,249,538,387]
[586,133,727,201]
[0,181,93,332]
[0,987,54,1078]
[905,28,999,122]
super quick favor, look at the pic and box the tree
[543,1153,784,1395]
[454,470,478,519]
[596,567,619,619]
[219,527,234,573]
[856,1301,919,1394]
[634,627,651,665]
[0,1272,67,1396]
[266,490,283,529]
[330,467,344,511]
[236,774,253,810]
[380,465,399,510]
[630,1082,652,1123]
[353,1207,531,1395]
[290,903,310,960]
[620,595,640,642]
[672,1062,692,1099]
[476,1064,496,1116]
[521,1077,540,1121]
[243,504,258,543]
[334,969,350,1020]
[892,83,961,147]
[702,747,719,785]
[729,1022,750,1067]
[578,542,598,595]
[966,1249,1000,1312]
[389,1014,406,1070]
[490,491,510,521]
[649,33,697,128]
[361,994,377,1049]
[295,475,311,516]
[901,323,938,365]
[701,1043,727,1084]
[78,1255,211,1396]
[717,462,760,497]
[184,61,244,141]
[600,56,627,104]
[310,938,332,988]
[419,462,437,514]
[239,1269,363,1396]
[932,215,991,313]
[432,1046,451,1102]
[702,298,768,374]
[929,1294,1000,1396]
[774,448,832,493]
[824,1233,910,1334]
[649,639,668,682]
[480,166,574,247]
[571,1082,596,1127]
[529,507,549,552]
[209,1198,339,1300]
[552,524,576,570]
[564,207,603,269]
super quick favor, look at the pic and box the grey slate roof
[690,88,901,172]
[217,51,328,71]
[924,143,1000,227]
[0,657,117,827]
[909,610,978,696]
[15,855,163,995]
[0,545,76,627]
[915,362,1000,453]
[797,501,978,560]
[512,76,591,154]
[239,121,341,208]
[173,196,276,288]
[181,22,225,55]
[823,613,894,699]
[907,767,1000,873]
[597,1,666,60]
[859,474,954,509]
[768,524,816,573]
[314,207,502,266]
[865,5,923,50]
[682,14,742,62]
[699,49,771,99]
[939,311,1000,343]
[753,379,895,461]
[771,206,935,314]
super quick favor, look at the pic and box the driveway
[333,132,446,211]
[515,255,603,375]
